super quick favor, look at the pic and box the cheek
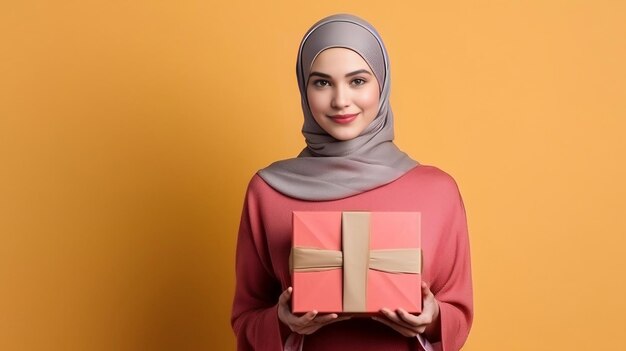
[356,86,380,112]
[306,89,327,116]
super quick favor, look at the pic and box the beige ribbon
[290,212,421,312]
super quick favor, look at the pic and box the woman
[231,14,473,351]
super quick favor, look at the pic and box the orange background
[1,1,625,350]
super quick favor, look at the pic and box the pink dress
[231,165,473,351]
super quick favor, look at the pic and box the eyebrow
[308,69,373,79]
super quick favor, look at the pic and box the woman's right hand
[278,287,351,335]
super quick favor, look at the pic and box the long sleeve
[231,183,289,351]
[428,179,474,351]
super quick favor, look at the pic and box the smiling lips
[328,113,359,124]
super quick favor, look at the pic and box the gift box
[290,211,422,314]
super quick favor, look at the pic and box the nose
[331,85,350,109]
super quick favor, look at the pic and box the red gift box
[290,211,422,314]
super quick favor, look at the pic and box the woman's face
[306,48,380,141]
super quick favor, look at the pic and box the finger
[413,291,439,326]
[380,308,416,330]
[297,315,351,335]
[330,316,352,323]
[278,287,293,305]
[379,308,402,323]
[315,314,351,325]
[411,306,436,326]
[410,298,439,326]
[405,311,433,328]
[396,308,422,327]
[421,281,434,298]
[293,310,318,327]
[315,315,351,327]
[281,310,316,331]
[372,316,417,337]
[309,313,339,324]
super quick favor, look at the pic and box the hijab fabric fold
[258,14,418,201]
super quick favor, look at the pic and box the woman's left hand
[371,281,440,338]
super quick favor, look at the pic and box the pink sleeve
[428,179,474,351]
[231,181,290,351]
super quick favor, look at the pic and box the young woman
[231,14,473,351]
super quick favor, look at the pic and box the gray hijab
[258,14,418,201]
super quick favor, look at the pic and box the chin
[330,131,360,141]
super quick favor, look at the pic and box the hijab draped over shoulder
[258,14,418,201]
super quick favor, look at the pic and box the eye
[351,78,367,86]
[312,79,330,87]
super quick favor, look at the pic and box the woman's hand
[372,282,441,339]
[278,287,351,335]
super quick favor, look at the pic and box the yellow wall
[1,1,625,350]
